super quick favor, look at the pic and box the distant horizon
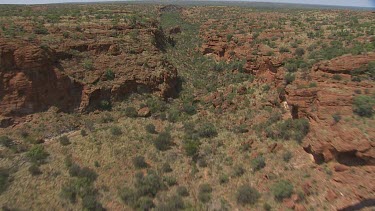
[0,0,374,8]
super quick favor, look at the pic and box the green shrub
[272,180,294,201]
[99,100,111,111]
[81,129,88,136]
[236,185,260,205]
[137,196,155,210]
[332,113,341,123]
[285,63,298,72]
[124,106,138,118]
[332,74,342,81]
[309,82,317,88]
[251,155,266,172]
[227,34,233,42]
[184,140,200,157]
[266,118,310,143]
[164,176,177,186]
[155,195,184,211]
[154,131,173,151]
[63,31,70,38]
[28,164,42,176]
[82,194,105,211]
[133,156,148,169]
[262,84,270,92]
[161,163,172,173]
[134,170,164,197]
[263,202,272,211]
[60,183,77,203]
[145,124,157,134]
[285,73,295,85]
[283,151,293,162]
[82,59,94,70]
[69,164,81,177]
[233,165,245,177]
[367,61,375,80]
[353,95,375,117]
[167,108,180,122]
[182,103,196,115]
[110,126,122,136]
[198,123,217,138]
[198,183,212,203]
[295,48,305,57]
[0,136,14,148]
[279,47,290,53]
[219,174,229,184]
[213,61,226,72]
[119,187,138,207]
[146,97,167,113]
[33,24,49,34]
[27,145,49,164]
[59,135,71,146]
[68,164,97,182]
[105,69,115,80]
[176,186,189,197]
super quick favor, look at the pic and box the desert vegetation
[0,2,374,211]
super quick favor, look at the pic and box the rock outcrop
[285,53,375,165]
[0,22,178,126]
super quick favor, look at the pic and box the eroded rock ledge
[0,34,178,126]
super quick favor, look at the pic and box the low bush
[233,165,245,177]
[145,124,157,134]
[0,136,14,148]
[105,69,115,80]
[272,180,294,201]
[197,123,217,138]
[137,196,155,210]
[99,100,111,111]
[28,164,42,176]
[164,176,177,186]
[176,186,189,197]
[182,103,196,115]
[251,155,266,172]
[285,73,295,85]
[332,113,341,123]
[353,95,374,117]
[27,145,49,164]
[236,185,260,205]
[82,59,94,70]
[295,48,305,57]
[332,74,342,81]
[133,156,148,169]
[265,118,310,143]
[161,163,172,173]
[183,140,200,157]
[119,187,138,208]
[198,183,212,203]
[283,151,293,162]
[155,195,184,211]
[279,46,290,53]
[124,106,138,118]
[154,131,173,151]
[59,135,71,146]
[68,164,98,182]
[219,174,229,184]
[110,126,122,136]
[134,170,165,197]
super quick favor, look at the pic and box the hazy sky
[0,0,374,8]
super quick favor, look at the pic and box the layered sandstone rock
[285,53,375,165]
[0,28,178,125]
